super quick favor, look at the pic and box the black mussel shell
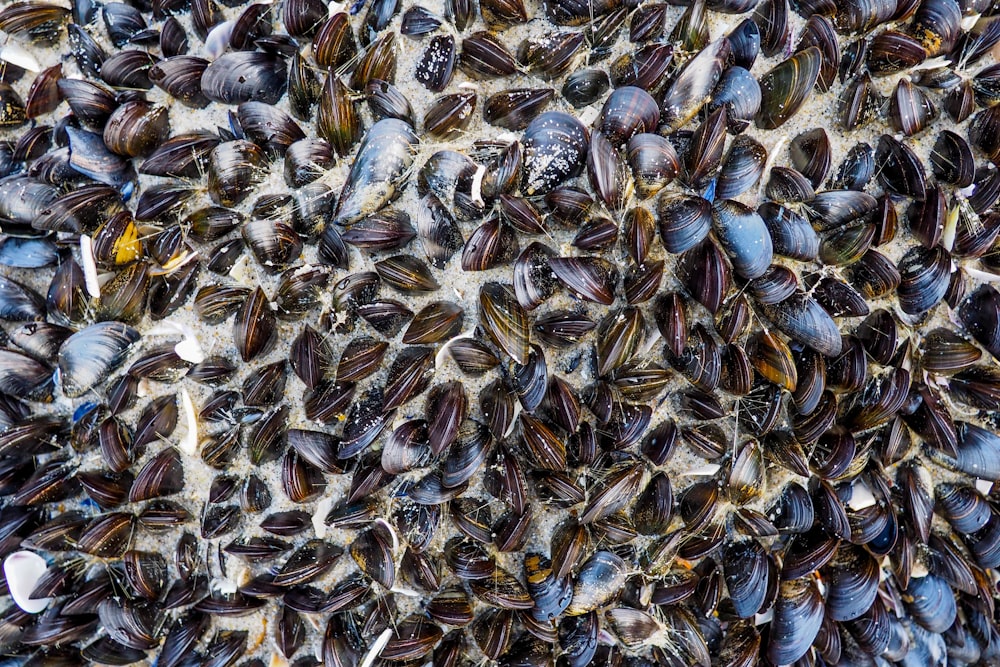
[759,293,842,357]
[876,134,927,199]
[661,38,729,130]
[657,193,711,255]
[103,101,170,159]
[518,30,584,80]
[628,133,679,199]
[766,577,824,664]
[930,129,974,187]
[562,69,610,108]
[201,51,287,105]
[522,111,589,196]
[484,88,554,131]
[461,31,517,79]
[759,202,819,261]
[366,78,414,126]
[141,131,219,178]
[757,46,822,129]
[597,86,659,147]
[717,135,767,200]
[334,119,418,226]
[149,56,210,109]
[709,66,761,134]
[59,322,139,398]
[66,127,136,188]
[868,30,926,75]
[712,199,773,280]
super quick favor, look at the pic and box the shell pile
[1,0,1000,664]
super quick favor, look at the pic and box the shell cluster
[1,0,1000,664]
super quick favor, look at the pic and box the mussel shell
[677,242,730,315]
[897,245,950,315]
[867,30,926,75]
[518,30,584,80]
[148,56,210,108]
[830,142,875,191]
[756,46,822,129]
[754,0,790,57]
[760,294,842,357]
[333,119,418,226]
[566,550,628,615]
[931,129,974,187]
[656,193,710,254]
[716,136,766,200]
[790,128,830,189]
[889,78,937,136]
[822,545,880,621]
[627,133,679,199]
[208,140,267,207]
[351,31,399,89]
[723,539,770,618]
[416,192,464,267]
[238,101,305,157]
[684,106,727,189]
[140,131,219,178]
[597,86,659,147]
[927,422,1000,481]
[797,14,839,90]
[548,255,617,305]
[766,577,825,664]
[959,284,1000,361]
[712,199,773,280]
[100,49,158,89]
[312,12,356,69]
[904,574,957,633]
[103,101,170,158]
[460,31,517,79]
[479,282,530,364]
[201,51,286,105]
[350,523,396,589]
[562,69,610,108]
[936,482,991,534]
[484,88,554,131]
[57,78,116,128]
[661,37,730,130]
[522,112,589,196]
[875,133,926,199]
[709,66,761,133]
[366,78,414,126]
[315,74,361,157]
[759,202,819,261]
[587,131,633,212]
[66,127,136,188]
[59,322,139,398]
[400,5,440,35]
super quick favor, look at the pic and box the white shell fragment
[147,320,205,363]
[359,628,392,667]
[179,388,198,456]
[0,43,39,72]
[211,577,239,595]
[174,336,204,364]
[204,20,236,59]
[79,235,101,298]
[312,497,333,539]
[847,480,877,510]
[470,164,486,206]
[3,551,52,614]
[684,464,722,477]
